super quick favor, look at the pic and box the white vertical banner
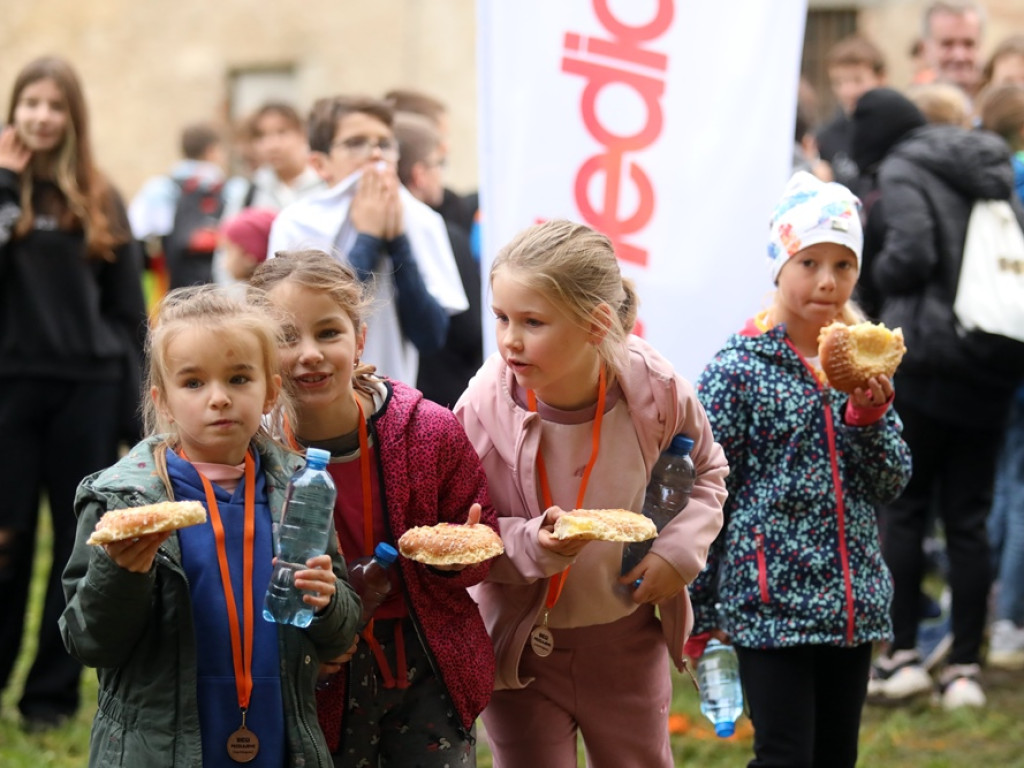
[477,0,807,380]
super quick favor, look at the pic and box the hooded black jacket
[867,123,1024,427]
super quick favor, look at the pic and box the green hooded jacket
[60,436,361,767]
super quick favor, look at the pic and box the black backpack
[162,176,226,289]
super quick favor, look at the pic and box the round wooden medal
[227,726,259,763]
[530,625,554,657]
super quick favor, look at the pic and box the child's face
[313,112,397,187]
[267,281,366,439]
[491,269,603,410]
[828,64,883,115]
[13,77,68,154]
[991,52,1024,88]
[153,326,279,465]
[774,242,859,331]
[252,111,308,176]
[221,239,260,281]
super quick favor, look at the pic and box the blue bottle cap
[669,435,694,456]
[374,541,399,565]
[715,720,736,738]
[305,446,331,470]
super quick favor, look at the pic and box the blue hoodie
[170,449,285,767]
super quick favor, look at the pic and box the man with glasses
[267,95,467,387]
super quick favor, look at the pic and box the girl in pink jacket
[455,219,728,768]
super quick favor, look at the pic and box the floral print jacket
[690,320,912,648]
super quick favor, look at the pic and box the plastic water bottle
[621,435,696,576]
[697,639,744,738]
[348,542,399,630]
[263,447,337,628]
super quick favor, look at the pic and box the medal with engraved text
[525,368,607,661]
[530,616,555,657]
[191,454,261,764]
[227,709,260,763]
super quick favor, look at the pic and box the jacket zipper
[785,338,856,645]
[754,529,770,604]
[822,400,856,645]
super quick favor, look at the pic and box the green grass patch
[4,511,1023,766]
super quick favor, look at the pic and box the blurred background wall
[2,0,1021,199]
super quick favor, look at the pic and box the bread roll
[86,501,207,545]
[818,321,906,394]
[552,509,657,542]
[398,522,504,566]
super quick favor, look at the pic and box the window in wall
[226,65,299,175]
[802,9,859,122]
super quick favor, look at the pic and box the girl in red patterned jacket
[250,249,497,767]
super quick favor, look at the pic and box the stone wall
[2,1,1021,199]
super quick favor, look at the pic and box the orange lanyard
[191,451,256,714]
[527,365,607,611]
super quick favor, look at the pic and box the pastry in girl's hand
[86,501,207,545]
[818,321,906,394]
[398,523,504,565]
[552,509,657,542]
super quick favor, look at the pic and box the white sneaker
[940,664,986,710]
[988,619,1024,670]
[867,650,933,703]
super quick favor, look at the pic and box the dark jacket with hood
[867,122,1023,427]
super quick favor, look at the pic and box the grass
[3,513,1024,766]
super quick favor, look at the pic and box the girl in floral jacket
[691,172,912,768]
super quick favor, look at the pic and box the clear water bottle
[348,542,399,630]
[621,435,696,576]
[263,447,337,628]
[697,639,744,738]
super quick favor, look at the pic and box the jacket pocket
[754,528,770,604]
[91,689,177,767]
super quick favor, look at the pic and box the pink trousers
[481,604,674,768]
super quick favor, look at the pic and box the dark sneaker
[867,649,933,704]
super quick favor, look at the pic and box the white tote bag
[953,199,1024,343]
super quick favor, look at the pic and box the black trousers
[879,399,1003,665]
[0,378,120,719]
[736,643,872,768]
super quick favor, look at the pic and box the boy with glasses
[267,95,467,387]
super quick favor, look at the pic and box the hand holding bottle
[290,553,337,612]
[618,551,686,604]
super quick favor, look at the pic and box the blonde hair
[491,219,639,375]
[144,285,293,496]
[248,250,381,397]
[906,82,971,126]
